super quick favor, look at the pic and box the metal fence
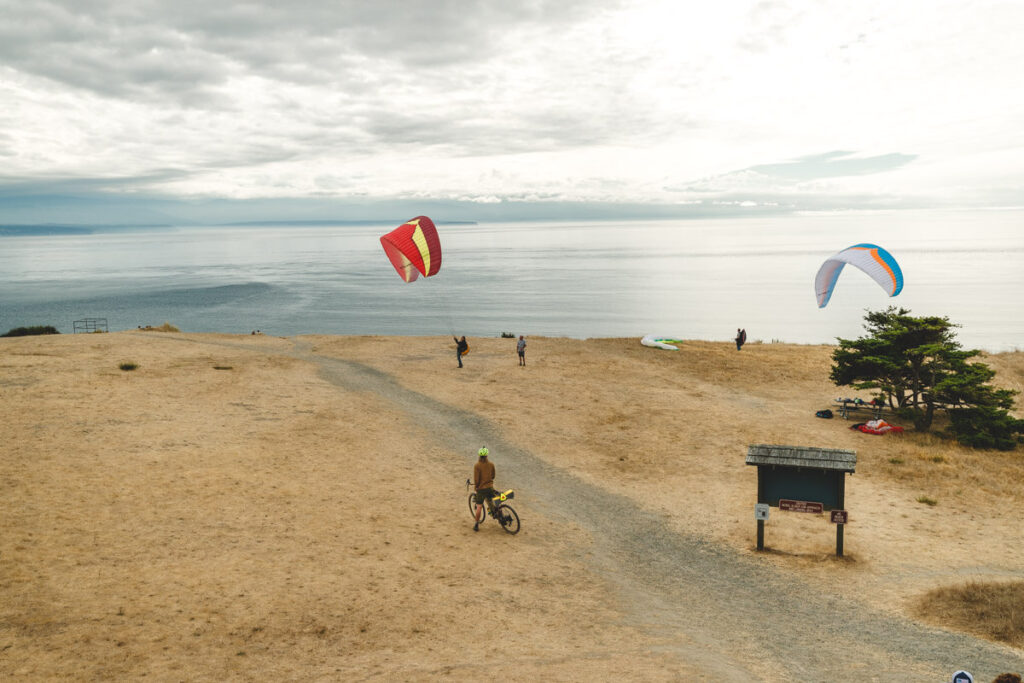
[73,318,109,333]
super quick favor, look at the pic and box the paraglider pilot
[455,336,468,368]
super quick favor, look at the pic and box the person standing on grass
[517,335,526,366]
[454,335,468,368]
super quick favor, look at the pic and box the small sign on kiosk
[779,499,824,514]
[746,444,856,557]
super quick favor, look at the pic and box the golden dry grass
[138,322,180,332]
[2,332,1022,679]
[309,335,1024,608]
[915,581,1024,648]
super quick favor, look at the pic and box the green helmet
[478,447,489,457]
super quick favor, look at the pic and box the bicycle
[466,479,520,534]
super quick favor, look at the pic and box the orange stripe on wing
[850,246,898,295]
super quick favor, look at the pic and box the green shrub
[948,406,1024,451]
[2,325,60,337]
[119,362,139,371]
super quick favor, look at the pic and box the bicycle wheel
[494,504,520,535]
[468,493,485,522]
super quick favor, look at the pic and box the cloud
[1,0,1022,220]
[0,0,613,102]
[667,151,919,199]
[746,151,918,180]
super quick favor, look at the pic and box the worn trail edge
[191,334,1022,681]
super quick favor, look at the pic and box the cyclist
[472,447,496,532]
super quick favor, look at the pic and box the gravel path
[293,342,1024,681]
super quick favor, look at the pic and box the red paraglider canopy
[380,216,442,282]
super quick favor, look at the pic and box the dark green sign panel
[759,465,843,509]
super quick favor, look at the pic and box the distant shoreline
[0,224,171,236]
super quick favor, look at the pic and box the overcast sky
[2,0,1023,223]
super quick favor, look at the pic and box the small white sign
[755,503,770,521]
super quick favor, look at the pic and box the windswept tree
[831,307,1022,449]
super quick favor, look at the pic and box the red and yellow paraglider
[380,216,442,282]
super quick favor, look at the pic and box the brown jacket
[473,459,495,490]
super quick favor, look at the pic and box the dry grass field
[2,331,1022,680]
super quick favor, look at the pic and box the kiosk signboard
[746,445,856,557]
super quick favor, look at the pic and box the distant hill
[0,224,173,236]
[0,225,95,236]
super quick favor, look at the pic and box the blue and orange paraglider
[815,243,903,308]
[380,216,442,282]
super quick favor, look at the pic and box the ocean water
[1,210,1021,351]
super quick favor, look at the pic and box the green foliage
[831,307,1019,449]
[119,362,139,371]
[948,407,1024,451]
[2,325,60,337]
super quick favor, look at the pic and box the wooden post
[756,468,765,551]
[836,473,846,557]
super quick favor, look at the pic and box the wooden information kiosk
[746,444,856,557]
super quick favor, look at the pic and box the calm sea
[1,210,1021,351]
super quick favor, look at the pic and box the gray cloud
[2,0,652,175]
[747,151,918,180]
[1,0,615,101]
[668,151,919,196]
[0,170,191,196]
[3,1,1019,219]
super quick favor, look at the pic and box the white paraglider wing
[815,243,903,308]
[641,334,683,350]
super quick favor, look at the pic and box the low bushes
[2,325,60,337]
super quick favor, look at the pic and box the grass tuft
[916,495,938,506]
[915,581,1024,647]
[140,322,180,332]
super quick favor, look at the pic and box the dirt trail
[291,340,1024,681]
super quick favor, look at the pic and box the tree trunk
[912,401,936,431]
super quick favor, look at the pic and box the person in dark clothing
[735,328,746,351]
[454,335,468,368]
